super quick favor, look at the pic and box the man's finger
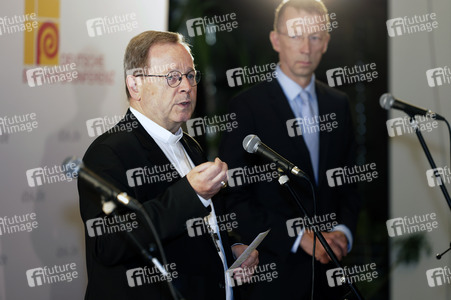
[241,250,259,268]
[191,161,214,173]
[200,162,223,179]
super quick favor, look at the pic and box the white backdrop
[389,0,451,299]
[0,1,167,299]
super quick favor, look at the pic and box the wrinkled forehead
[147,43,195,73]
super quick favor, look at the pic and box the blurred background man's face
[271,7,330,84]
[139,43,197,133]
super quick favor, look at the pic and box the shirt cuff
[332,224,353,252]
[197,194,212,207]
[291,227,305,253]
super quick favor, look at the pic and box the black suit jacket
[219,79,360,299]
[79,109,235,300]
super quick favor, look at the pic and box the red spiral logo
[36,22,59,64]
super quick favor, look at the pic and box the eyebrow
[168,67,195,73]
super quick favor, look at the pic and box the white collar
[129,107,183,145]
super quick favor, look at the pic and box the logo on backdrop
[24,0,60,66]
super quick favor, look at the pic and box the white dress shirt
[129,107,233,300]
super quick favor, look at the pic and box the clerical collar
[129,107,183,145]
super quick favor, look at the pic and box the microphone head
[243,134,261,153]
[63,156,82,178]
[380,93,395,110]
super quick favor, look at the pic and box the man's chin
[177,113,194,124]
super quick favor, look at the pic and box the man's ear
[126,75,141,101]
[269,30,281,53]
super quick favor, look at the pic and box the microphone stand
[277,173,364,300]
[407,115,451,263]
[408,116,451,210]
[98,197,185,300]
[436,242,451,260]
[64,157,184,299]
[100,197,169,276]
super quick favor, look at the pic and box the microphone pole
[243,135,365,300]
[409,115,451,210]
[379,93,451,210]
[63,157,185,300]
[436,242,451,260]
[277,172,365,300]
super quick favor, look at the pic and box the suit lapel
[180,134,206,166]
[126,109,229,261]
[126,109,181,175]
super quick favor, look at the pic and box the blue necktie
[295,91,319,183]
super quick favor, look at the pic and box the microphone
[379,93,445,121]
[63,157,141,213]
[63,157,174,278]
[242,134,309,180]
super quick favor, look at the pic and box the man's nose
[178,74,192,93]
[299,37,310,54]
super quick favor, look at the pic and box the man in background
[220,1,360,298]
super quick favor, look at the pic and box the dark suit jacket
[79,109,235,300]
[219,79,360,299]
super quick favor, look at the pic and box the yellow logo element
[24,0,60,65]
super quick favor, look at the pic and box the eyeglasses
[135,70,201,88]
[277,31,324,46]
